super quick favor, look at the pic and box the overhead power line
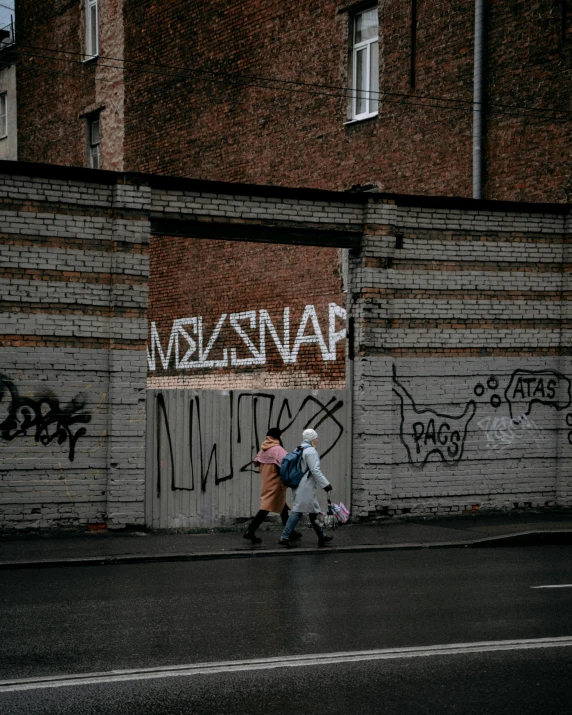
[15,43,572,119]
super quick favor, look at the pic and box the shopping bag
[333,501,350,525]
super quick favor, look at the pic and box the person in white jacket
[279,428,334,548]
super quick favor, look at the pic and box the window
[351,7,379,121]
[86,0,99,58]
[87,115,100,168]
[0,93,6,139]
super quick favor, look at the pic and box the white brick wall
[0,165,569,526]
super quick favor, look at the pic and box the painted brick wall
[0,165,148,529]
[1,162,570,528]
[349,199,572,517]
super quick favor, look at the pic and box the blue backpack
[279,445,310,488]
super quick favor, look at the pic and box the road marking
[531,584,572,589]
[1,637,572,693]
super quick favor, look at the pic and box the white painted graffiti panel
[147,303,347,371]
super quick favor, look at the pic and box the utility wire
[21,52,567,123]
[17,62,117,84]
[15,42,572,118]
[14,36,571,154]
[14,49,479,114]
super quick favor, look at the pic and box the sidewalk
[1,510,572,569]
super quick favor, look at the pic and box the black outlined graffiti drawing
[0,374,91,462]
[504,369,571,420]
[392,366,476,468]
[238,392,345,475]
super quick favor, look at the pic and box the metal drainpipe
[473,0,484,199]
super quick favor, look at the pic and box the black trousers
[247,504,290,534]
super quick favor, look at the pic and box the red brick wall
[147,236,347,388]
[485,1,572,201]
[15,1,571,200]
[16,0,89,166]
[122,0,571,202]
[15,0,125,170]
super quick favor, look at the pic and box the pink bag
[333,501,350,525]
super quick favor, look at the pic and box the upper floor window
[86,0,99,58]
[87,115,100,168]
[0,93,6,139]
[351,7,379,121]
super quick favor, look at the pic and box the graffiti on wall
[154,390,346,495]
[147,303,347,371]
[0,374,91,461]
[477,414,544,453]
[392,367,476,468]
[394,367,572,468]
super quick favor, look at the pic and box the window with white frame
[87,115,100,168]
[351,7,379,120]
[86,0,99,58]
[0,93,6,139]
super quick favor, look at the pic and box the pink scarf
[254,437,287,467]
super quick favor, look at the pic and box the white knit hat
[302,428,318,443]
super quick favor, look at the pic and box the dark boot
[310,513,332,546]
[243,510,268,544]
[243,530,262,544]
[278,538,296,548]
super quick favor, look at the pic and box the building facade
[3,3,572,526]
[0,161,570,529]
[13,0,572,202]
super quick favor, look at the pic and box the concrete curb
[1,529,571,569]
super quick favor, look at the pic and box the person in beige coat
[243,427,301,544]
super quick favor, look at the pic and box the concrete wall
[0,162,570,528]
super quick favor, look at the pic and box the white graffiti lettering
[147,304,347,372]
[477,414,545,454]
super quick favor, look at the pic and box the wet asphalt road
[2,648,572,715]
[1,546,572,713]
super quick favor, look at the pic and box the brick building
[2,2,571,525]
[12,2,572,389]
[14,0,572,202]
[0,161,570,529]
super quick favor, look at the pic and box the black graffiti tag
[504,369,571,420]
[392,367,476,468]
[0,374,91,462]
[155,391,345,494]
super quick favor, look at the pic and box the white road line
[1,637,572,693]
[531,584,572,589]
